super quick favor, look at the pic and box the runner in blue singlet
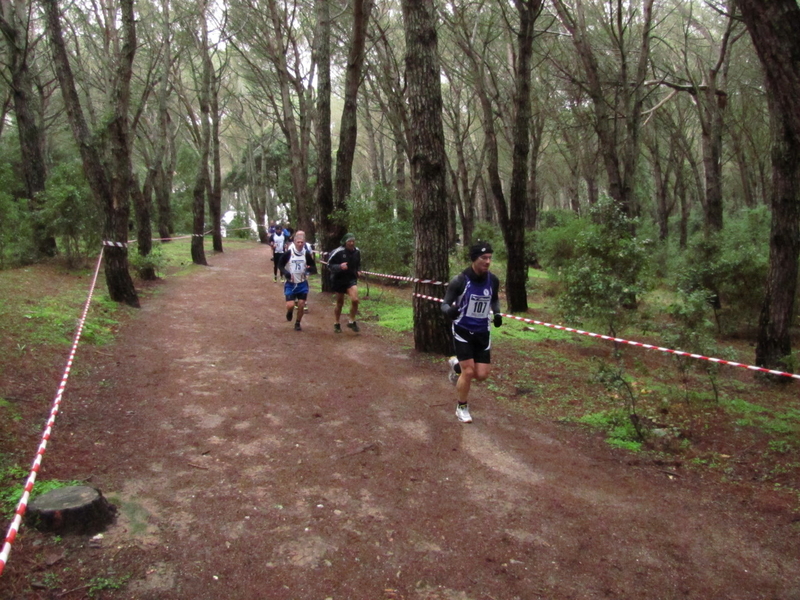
[441,241,503,423]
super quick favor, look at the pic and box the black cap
[469,242,493,261]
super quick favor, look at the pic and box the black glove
[493,313,502,328]
[447,305,460,320]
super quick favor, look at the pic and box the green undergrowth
[723,398,800,437]
[357,279,413,332]
[369,300,415,332]
[0,462,84,519]
[577,410,644,451]
[0,266,127,353]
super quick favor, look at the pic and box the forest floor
[1,242,800,599]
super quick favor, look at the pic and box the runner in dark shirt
[328,233,362,333]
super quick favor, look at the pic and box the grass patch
[723,398,800,436]
[372,302,414,333]
[88,573,131,596]
[577,410,643,452]
[0,398,22,422]
[0,471,85,519]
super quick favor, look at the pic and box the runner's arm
[490,274,501,315]
[277,252,291,278]
[306,251,318,275]
[441,274,465,319]
[327,247,345,273]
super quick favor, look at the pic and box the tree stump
[25,486,116,534]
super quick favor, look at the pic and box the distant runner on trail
[277,230,316,331]
[328,233,362,334]
[441,241,502,423]
[269,228,286,282]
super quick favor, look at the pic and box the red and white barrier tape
[361,270,447,286]
[0,249,105,577]
[412,292,800,381]
[128,229,216,244]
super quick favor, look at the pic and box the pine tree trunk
[504,0,541,313]
[402,0,451,355]
[43,0,139,307]
[131,171,156,280]
[192,3,211,267]
[155,0,173,242]
[333,0,372,219]
[314,0,336,291]
[0,0,55,257]
[738,0,800,373]
[209,65,223,253]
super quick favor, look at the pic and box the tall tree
[314,0,339,292]
[333,0,374,237]
[43,0,139,306]
[368,9,410,216]
[266,0,314,237]
[446,0,542,311]
[208,42,225,254]
[653,1,742,232]
[185,0,212,266]
[402,0,451,354]
[736,0,800,373]
[551,0,656,219]
[154,0,175,242]
[504,0,543,312]
[441,68,483,248]
[0,0,54,256]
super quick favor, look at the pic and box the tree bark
[737,0,800,373]
[131,170,156,280]
[315,0,336,291]
[333,0,373,217]
[154,0,173,242]
[504,0,542,313]
[43,0,139,306]
[26,486,115,534]
[0,0,55,257]
[209,61,223,253]
[191,1,212,267]
[402,0,451,355]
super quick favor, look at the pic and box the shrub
[227,213,254,239]
[675,207,769,333]
[333,185,413,276]
[40,160,101,267]
[534,210,585,272]
[662,289,731,402]
[129,244,168,278]
[557,196,652,335]
[0,162,36,268]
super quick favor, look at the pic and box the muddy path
[9,244,799,600]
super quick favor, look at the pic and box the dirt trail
[17,245,800,599]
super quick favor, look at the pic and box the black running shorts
[332,279,358,294]
[452,325,491,364]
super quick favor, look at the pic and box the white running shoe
[455,403,472,423]
[447,356,460,385]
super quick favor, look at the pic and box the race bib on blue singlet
[465,293,491,319]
